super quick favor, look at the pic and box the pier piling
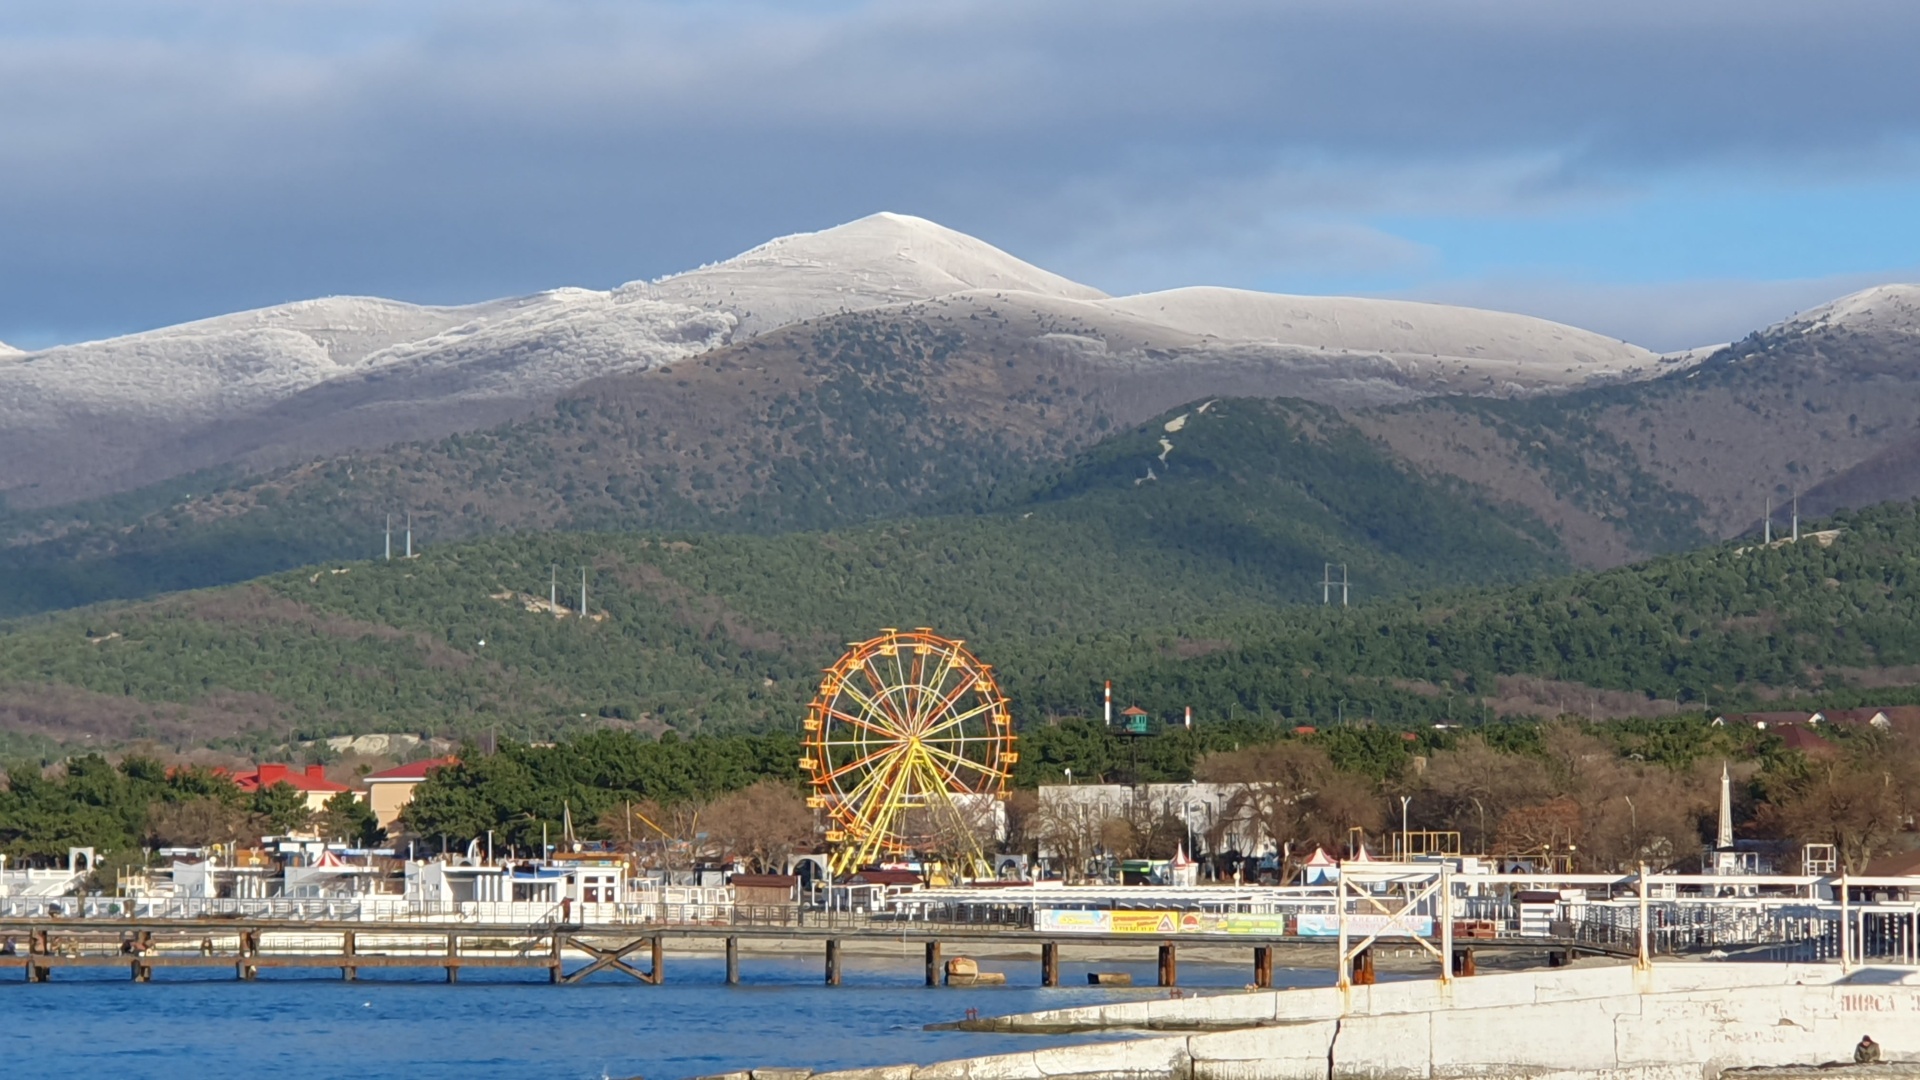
[1253,945,1273,989]
[825,939,842,986]
[1157,943,1177,987]
[1041,941,1059,987]
[343,931,357,982]
[925,941,941,987]
[725,936,739,985]
[1351,947,1375,986]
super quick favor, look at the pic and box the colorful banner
[1036,910,1294,936]
[1036,909,1112,933]
[1296,913,1434,938]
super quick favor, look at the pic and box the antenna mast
[1763,496,1771,544]
[550,565,557,613]
[579,566,588,619]
[1792,495,1799,542]
[384,514,391,561]
[405,512,413,558]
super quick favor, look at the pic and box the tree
[702,780,812,873]
[146,796,261,848]
[1757,742,1913,872]
[316,791,383,847]
[1197,741,1382,857]
[1031,794,1114,882]
[252,782,313,836]
[1412,735,1552,854]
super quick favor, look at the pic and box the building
[232,764,350,813]
[362,757,457,832]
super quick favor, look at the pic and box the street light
[1399,795,1412,860]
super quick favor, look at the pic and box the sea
[0,952,1339,1079]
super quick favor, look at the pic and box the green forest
[1,488,1916,753]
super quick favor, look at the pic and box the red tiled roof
[1774,726,1837,757]
[364,757,458,782]
[232,763,349,794]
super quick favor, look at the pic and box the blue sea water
[1,952,1338,1079]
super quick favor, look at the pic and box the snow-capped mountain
[647,211,1107,336]
[0,212,1776,506]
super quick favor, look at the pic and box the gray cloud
[3,1,1918,344]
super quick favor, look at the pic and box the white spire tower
[1716,762,1734,851]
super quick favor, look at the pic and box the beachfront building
[362,757,457,833]
[0,848,96,899]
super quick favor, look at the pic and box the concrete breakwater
[705,963,1920,1080]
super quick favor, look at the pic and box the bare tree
[1411,735,1553,853]
[1197,741,1382,858]
[1032,797,1114,882]
[703,781,813,873]
[146,797,262,848]
[1757,747,1910,873]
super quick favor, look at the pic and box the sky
[3,0,1918,352]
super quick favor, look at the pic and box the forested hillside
[0,399,1564,750]
[3,433,1919,757]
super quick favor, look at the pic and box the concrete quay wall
[723,965,1920,1080]
[966,962,1852,1033]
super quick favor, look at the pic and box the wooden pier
[0,917,1627,987]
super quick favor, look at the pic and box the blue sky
[3,0,1917,351]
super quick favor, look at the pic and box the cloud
[2,1,1918,342]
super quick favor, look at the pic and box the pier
[0,915,1617,987]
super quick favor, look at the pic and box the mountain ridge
[1,212,1711,508]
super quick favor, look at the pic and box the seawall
[708,963,1920,1080]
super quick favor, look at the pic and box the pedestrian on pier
[1856,1036,1882,1064]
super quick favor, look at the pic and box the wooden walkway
[0,917,1628,986]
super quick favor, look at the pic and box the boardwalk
[0,916,1624,987]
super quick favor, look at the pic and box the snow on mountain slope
[1778,284,1920,337]
[0,296,499,424]
[0,288,734,503]
[1099,287,1657,372]
[647,212,1107,336]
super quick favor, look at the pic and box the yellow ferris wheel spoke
[836,676,906,734]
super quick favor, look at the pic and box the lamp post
[1399,795,1411,860]
[1623,795,1637,865]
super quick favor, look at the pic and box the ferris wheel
[802,628,1016,876]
